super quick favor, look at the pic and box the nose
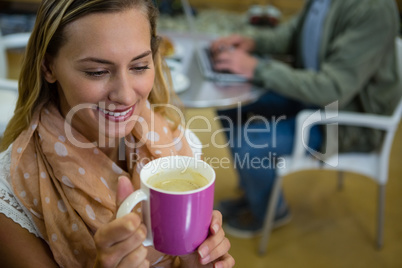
[108,72,136,106]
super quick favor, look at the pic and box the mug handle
[116,190,153,247]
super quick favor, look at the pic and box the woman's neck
[100,140,128,171]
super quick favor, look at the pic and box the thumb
[116,176,135,207]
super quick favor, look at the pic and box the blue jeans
[217,92,323,221]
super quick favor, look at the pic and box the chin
[104,123,135,139]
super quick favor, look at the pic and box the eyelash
[85,71,108,77]
[84,65,150,77]
[132,65,150,73]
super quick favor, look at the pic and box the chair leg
[377,184,386,249]
[337,171,344,191]
[258,175,283,255]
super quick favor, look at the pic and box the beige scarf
[10,101,194,267]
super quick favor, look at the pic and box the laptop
[180,0,247,83]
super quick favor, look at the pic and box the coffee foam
[147,169,209,192]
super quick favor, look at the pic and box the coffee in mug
[147,169,209,192]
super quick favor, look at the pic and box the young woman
[0,0,234,267]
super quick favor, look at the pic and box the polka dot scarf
[10,101,194,267]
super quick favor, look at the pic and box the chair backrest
[0,30,31,79]
[390,37,402,125]
[377,37,402,183]
[0,30,30,136]
[397,37,402,81]
[0,30,7,79]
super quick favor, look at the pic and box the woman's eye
[85,70,108,77]
[132,65,150,73]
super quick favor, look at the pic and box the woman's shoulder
[0,144,12,183]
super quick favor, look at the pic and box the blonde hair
[1,0,179,151]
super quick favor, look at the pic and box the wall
[189,0,306,16]
[3,0,306,17]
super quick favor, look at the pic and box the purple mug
[116,156,215,255]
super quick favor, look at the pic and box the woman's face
[43,8,154,145]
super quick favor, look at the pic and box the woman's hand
[93,176,149,268]
[198,210,235,268]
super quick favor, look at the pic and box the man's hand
[210,34,255,54]
[212,48,258,80]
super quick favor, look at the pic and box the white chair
[0,30,30,136]
[258,37,402,255]
[0,85,18,134]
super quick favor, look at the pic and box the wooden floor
[184,108,402,268]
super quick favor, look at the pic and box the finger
[115,245,148,268]
[210,210,223,234]
[213,62,235,73]
[227,35,243,47]
[116,176,134,207]
[212,56,229,67]
[211,38,229,49]
[199,229,228,265]
[110,224,147,255]
[97,225,147,267]
[210,41,223,52]
[197,210,223,260]
[211,40,234,53]
[212,51,232,61]
[95,213,142,248]
[202,237,231,265]
[213,253,235,268]
[213,49,240,64]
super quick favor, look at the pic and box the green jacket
[252,0,401,152]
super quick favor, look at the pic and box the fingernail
[198,245,209,259]
[201,254,210,264]
[214,262,223,268]
[212,224,219,234]
[125,221,135,231]
[138,227,146,240]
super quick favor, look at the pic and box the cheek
[139,71,155,98]
[62,78,106,103]
[57,71,86,100]
[60,81,102,106]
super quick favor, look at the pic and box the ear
[41,55,57,83]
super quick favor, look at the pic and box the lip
[97,104,135,122]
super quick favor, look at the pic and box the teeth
[99,107,132,117]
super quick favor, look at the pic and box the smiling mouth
[98,106,133,117]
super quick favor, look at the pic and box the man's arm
[253,0,399,108]
[252,13,303,55]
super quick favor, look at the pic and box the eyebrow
[77,50,152,64]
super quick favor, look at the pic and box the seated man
[210,0,401,238]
